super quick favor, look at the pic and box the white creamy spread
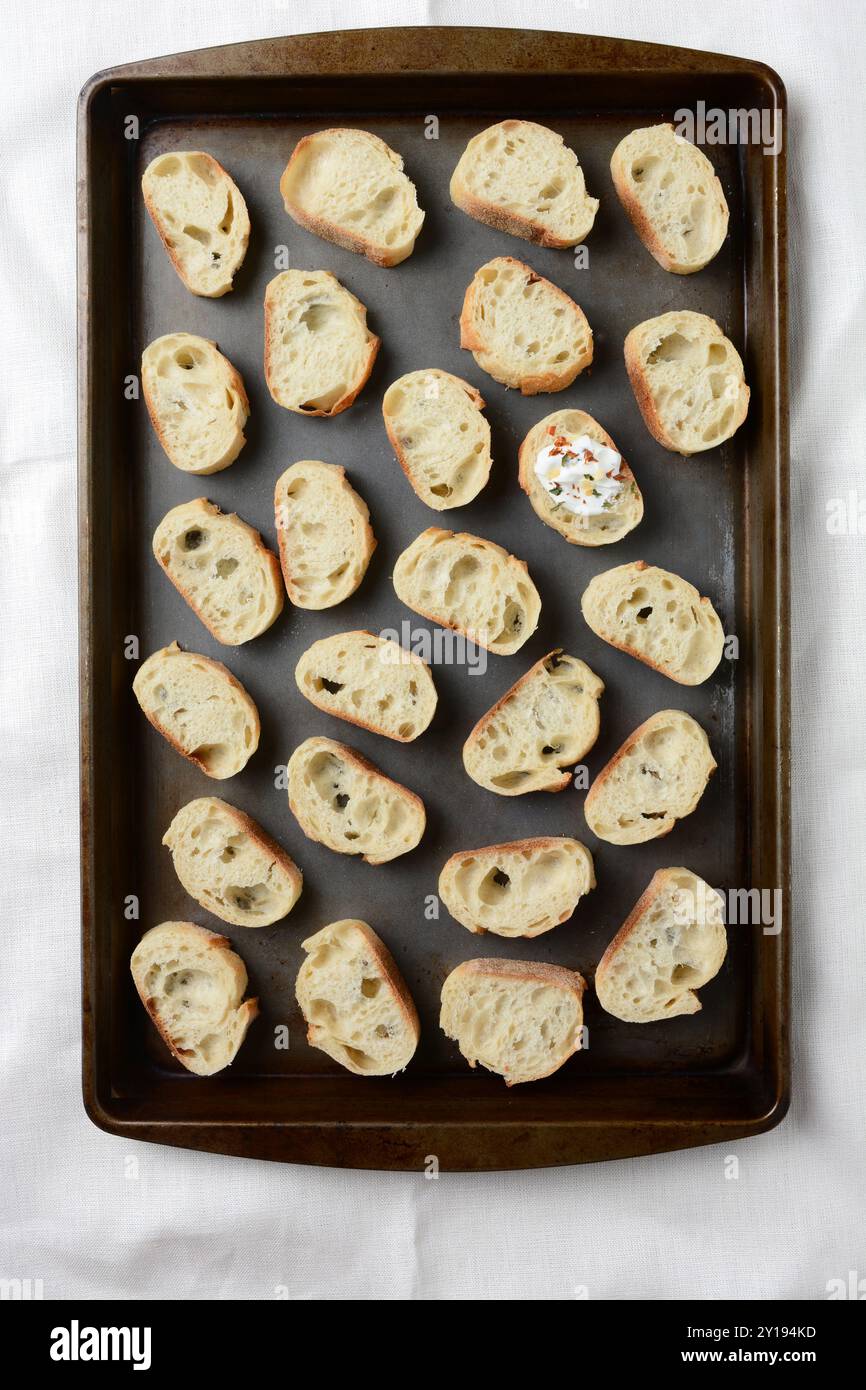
[534,432,625,517]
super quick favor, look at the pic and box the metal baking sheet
[79,27,789,1169]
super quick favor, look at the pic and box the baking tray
[78,26,789,1169]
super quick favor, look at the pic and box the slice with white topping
[519,409,643,546]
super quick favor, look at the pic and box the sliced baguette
[611,124,729,274]
[132,641,260,779]
[460,257,593,394]
[280,128,424,267]
[296,920,420,1075]
[581,561,724,684]
[450,119,598,248]
[163,797,302,928]
[392,527,541,656]
[274,460,375,609]
[295,631,437,742]
[287,736,425,865]
[624,310,749,455]
[264,270,379,416]
[595,867,728,1021]
[382,369,492,510]
[439,837,595,938]
[584,709,716,845]
[440,958,586,1085]
[141,333,249,475]
[130,921,258,1075]
[152,498,283,645]
[463,650,603,795]
[142,151,250,297]
[518,408,643,546]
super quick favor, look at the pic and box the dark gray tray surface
[133,111,746,1080]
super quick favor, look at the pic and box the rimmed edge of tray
[78,25,789,1171]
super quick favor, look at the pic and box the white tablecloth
[2,0,864,1301]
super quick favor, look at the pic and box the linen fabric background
[1,0,864,1300]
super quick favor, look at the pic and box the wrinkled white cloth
[1,0,864,1302]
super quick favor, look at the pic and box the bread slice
[163,797,302,928]
[392,527,541,656]
[518,409,643,546]
[279,129,425,267]
[130,921,258,1075]
[141,151,250,297]
[440,958,586,1085]
[274,460,375,609]
[624,311,749,455]
[450,119,598,248]
[584,709,716,845]
[581,561,724,684]
[296,920,420,1075]
[439,837,595,938]
[141,333,249,475]
[295,631,437,742]
[463,651,603,795]
[152,498,284,646]
[287,736,425,865]
[595,867,728,1021]
[610,124,729,274]
[382,369,492,510]
[264,270,379,416]
[132,641,260,779]
[460,257,593,394]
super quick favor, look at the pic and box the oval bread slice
[518,408,643,546]
[392,527,541,656]
[295,631,437,742]
[610,124,729,274]
[132,641,260,779]
[450,119,598,248]
[130,921,258,1075]
[595,867,728,1021]
[280,128,424,267]
[274,460,375,609]
[624,310,749,455]
[142,333,249,475]
[163,797,302,928]
[440,958,586,1085]
[153,498,284,645]
[264,270,379,416]
[382,369,492,510]
[439,837,595,938]
[463,650,603,795]
[287,736,425,865]
[142,151,250,297]
[460,257,593,394]
[584,709,716,845]
[296,919,420,1075]
[581,561,724,684]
